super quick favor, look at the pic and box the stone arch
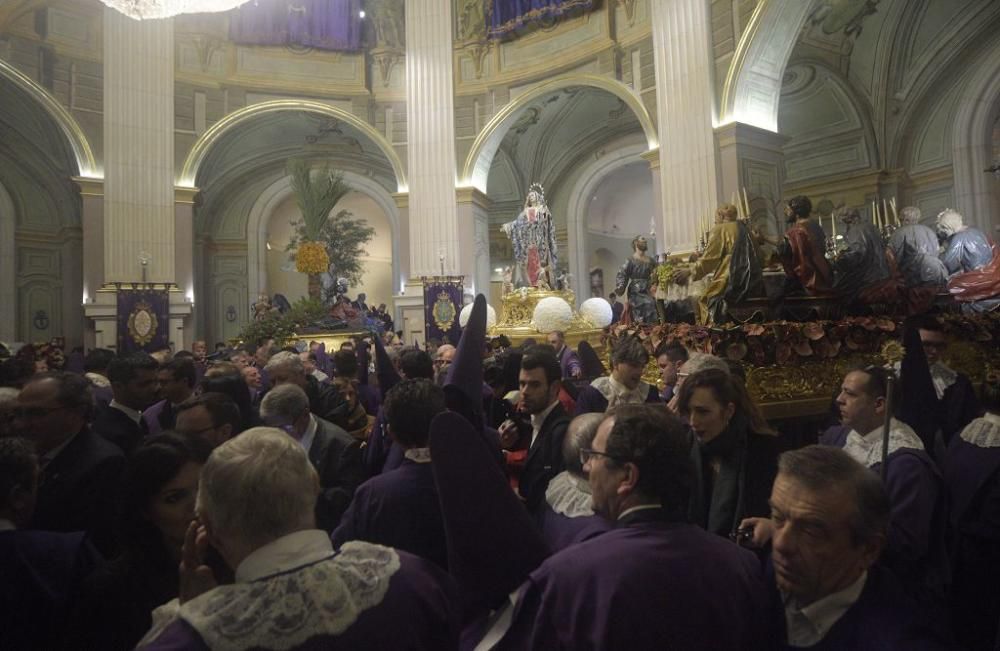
[180,100,407,191]
[719,0,821,132]
[461,74,659,193]
[564,142,649,305]
[0,58,98,177]
[244,171,402,302]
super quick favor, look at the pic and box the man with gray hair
[259,384,364,532]
[137,428,459,650]
[535,412,611,551]
[760,445,948,649]
[888,206,947,308]
[264,350,349,428]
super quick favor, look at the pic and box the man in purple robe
[911,317,981,448]
[480,405,768,649]
[575,336,660,415]
[137,428,459,650]
[546,330,582,380]
[534,412,611,552]
[944,379,1000,651]
[764,445,952,650]
[332,379,448,570]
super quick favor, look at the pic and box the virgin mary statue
[501,183,558,289]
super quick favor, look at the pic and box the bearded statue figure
[615,236,658,325]
[501,184,558,289]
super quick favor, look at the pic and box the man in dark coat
[764,445,951,650]
[15,372,125,557]
[0,437,103,650]
[333,379,448,570]
[260,383,363,531]
[912,317,981,448]
[575,336,660,415]
[499,346,570,513]
[263,350,350,429]
[93,352,159,455]
[143,357,197,436]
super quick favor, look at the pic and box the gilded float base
[289,329,371,352]
[487,288,606,349]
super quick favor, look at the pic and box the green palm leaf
[288,158,352,242]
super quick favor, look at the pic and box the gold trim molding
[179,99,407,192]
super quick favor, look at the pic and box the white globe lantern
[579,297,613,328]
[459,302,497,328]
[532,296,573,333]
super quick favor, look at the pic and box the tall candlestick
[831,214,837,241]
[742,188,751,221]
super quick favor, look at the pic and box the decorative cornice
[72,176,104,197]
[174,186,200,205]
[456,187,492,210]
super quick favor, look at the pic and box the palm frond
[288,159,352,241]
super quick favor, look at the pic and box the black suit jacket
[32,427,126,558]
[311,416,366,531]
[92,404,145,456]
[520,403,571,513]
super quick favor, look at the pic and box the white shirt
[235,529,335,583]
[783,572,867,647]
[109,399,143,425]
[301,415,319,456]
[530,400,560,449]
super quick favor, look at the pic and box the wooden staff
[880,374,895,482]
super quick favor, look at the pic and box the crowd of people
[0,297,998,650]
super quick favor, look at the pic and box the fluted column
[404,0,465,280]
[103,9,175,283]
[651,0,719,253]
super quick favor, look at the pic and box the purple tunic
[497,515,767,650]
[332,460,448,570]
[534,501,610,553]
[556,345,581,379]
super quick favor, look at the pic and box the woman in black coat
[677,368,779,537]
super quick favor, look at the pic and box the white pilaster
[103,9,175,283]
[651,0,720,252]
[404,0,463,279]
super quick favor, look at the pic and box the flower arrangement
[295,241,329,275]
[532,296,573,333]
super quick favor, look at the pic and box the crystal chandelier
[100,0,251,20]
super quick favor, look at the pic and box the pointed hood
[577,340,606,378]
[374,333,400,397]
[445,294,488,431]
[429,411,550,620]
[898,317,940,453]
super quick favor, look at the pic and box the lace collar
[959,413,1000,449]
[843,419,925,468]
[590,376,650,406]
[142,540,400,651]
[404,447,432,464]
[544,471,594,518]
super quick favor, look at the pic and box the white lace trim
[590,376,651,407]
[842,419,925,468]
[544,471,594,518]
[959,414,1000,448]
[141,542,401,651]
[404,447,432,463]
[930,362,957,400]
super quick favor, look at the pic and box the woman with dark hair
[70,432,212,650]
[676,368,778,537]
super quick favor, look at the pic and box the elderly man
[136,428,459,650]
[765,445,949,649]
[260,384,364,532]
[546,330,582,380]
[264,351,349,428]
[477,405,767,648]
[575,337,659,415]
[937,208,1000,313]
[15,372,125,556]
[889,206,948,297]
[534,412,611,552]
[333,379,448,569]
[432,344,456,386]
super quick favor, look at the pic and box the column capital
[713,121,790,153]
[73,176,105,197]
[455,186,492,210]
[175,186,199,205]
[391,191,409,210]
[640,148,661,171]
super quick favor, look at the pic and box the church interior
[3,1,1000,649]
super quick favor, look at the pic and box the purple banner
[423,278,464,346]
[117,289,170,354]
[229,0,363,52]
[488,0,595,39]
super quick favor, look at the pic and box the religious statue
[252,295,279,322]
[937,209,1000,313]
[501,266,514,295]
[760,195,834,297]
[832,208,900,306]
[674,204,765,325]
[615,236,658,325]
[888,206,948,313]
[369,0,405,49]
[501,184,558,289]
[458,0,488,41]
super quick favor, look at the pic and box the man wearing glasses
[913,316,980,448]
[14,372,125,557]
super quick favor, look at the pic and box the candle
[831,214,837,241]
[890,198,899,225]
[742,188,751,220]
[882,199,889,228]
